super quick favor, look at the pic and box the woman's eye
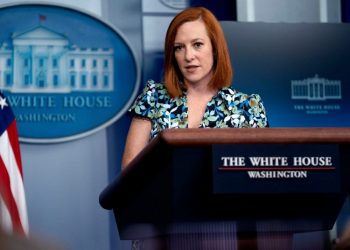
[174,45,183,52]
[194,42,203,48]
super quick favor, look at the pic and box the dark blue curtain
[190,0,237,21]
[342,0,350,22]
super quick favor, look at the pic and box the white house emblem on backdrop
[0,4,140,143]
[0,26,114,93]
[291,74,341,101]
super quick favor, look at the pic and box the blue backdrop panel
[221,21,350,127]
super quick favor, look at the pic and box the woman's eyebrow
[174,38,204,44]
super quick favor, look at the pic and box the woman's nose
[185,48,195,61]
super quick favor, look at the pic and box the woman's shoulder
[138,79,168,98]
[132,79,171,104]
[128,80,168,118]
[143,79,166,91]
[218,86,269,128]
[219,86,263,103]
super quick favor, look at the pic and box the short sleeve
[128,80,158,120]
[244,94,269,128]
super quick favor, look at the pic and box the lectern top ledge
[154,127,350,145]
[99,128,350,240]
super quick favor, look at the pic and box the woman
[122,7,268,169]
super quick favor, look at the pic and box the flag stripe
[7,120,23,177]
[0,126,29,235]
[0,92,28,236]
[0,156,24,234]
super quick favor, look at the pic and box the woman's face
[174,19,214,87]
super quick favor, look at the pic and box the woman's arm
[121,117,152,169]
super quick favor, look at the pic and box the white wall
[237,0,341,23]
[22,131,110,250]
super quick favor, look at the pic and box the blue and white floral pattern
[129,80,269,139]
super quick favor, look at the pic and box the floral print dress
[129,79,269,140]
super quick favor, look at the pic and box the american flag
[0,92,29,236]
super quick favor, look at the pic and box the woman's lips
[185,65,199,73]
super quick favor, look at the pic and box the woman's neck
[186,84,218,128]
[185,80,217,96]
[186,85,217,100]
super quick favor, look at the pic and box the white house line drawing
[0,25,114,93]
[291,74,341,101]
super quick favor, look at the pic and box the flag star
[0,95,8,110]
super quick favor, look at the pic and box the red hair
[164,7,233,97]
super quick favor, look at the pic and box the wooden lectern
[99,128,350,250]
